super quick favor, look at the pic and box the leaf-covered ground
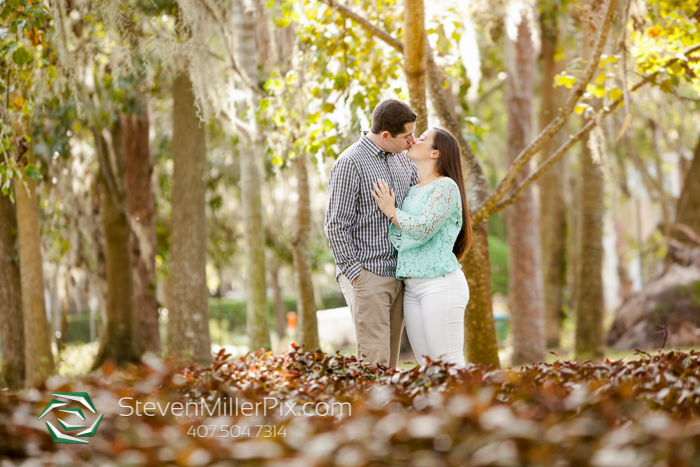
[2,346,700,466]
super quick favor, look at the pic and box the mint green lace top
[389,177,463,279]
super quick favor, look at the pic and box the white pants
[403,269,470,368]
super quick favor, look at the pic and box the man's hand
[371,179,396,218]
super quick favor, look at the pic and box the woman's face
[406,129,437,163]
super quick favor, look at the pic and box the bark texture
[167,71,211,365]
[505,18,546,366]
[269,258,287,340]
[538,12,568,349]
[462,223,501,367]
[573,125,606,360]
[122,110,160,353]
[233,0,271,350]
[672,135,700,245]
[0,194,25,389]
[14,140,55,387]
[403,0,428,135]
[92,124,143,369]
[291,154,319,351]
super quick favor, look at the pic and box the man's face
[382,122,416,154]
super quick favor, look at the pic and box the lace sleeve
[393,178,461,251]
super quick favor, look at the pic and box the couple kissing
[325,99,472,369]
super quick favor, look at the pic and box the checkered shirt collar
[360,131,392,158]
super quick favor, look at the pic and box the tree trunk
[233,0,271,350]
[0,194,25,389]
[404,0,428,135]
[291,154,319,351]
[14,137,54,387]
[167,70,211,365]
[269,257,287,341]
[505,16,546,366]
[122,110,160,353]
[538,12,568,349]
[91,124,142,369]
[671,134,700,245]
[573,122,606,360]
[462,222,501,367]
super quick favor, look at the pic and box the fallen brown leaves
[2,346,700,466]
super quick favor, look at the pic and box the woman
[371,127,472,367]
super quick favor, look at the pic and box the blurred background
[0,0,699,388]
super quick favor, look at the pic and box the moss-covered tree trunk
[122,110,160,353]
[0,194,25,389]
[573,123,606,360]
[167,71,211,365]
[538,10,568,349]
[404,0,428,135]
[505,16,546,366]
[291,153,319,351]
[462,223,501,367]
[14,135,55,387]
[91,124,142,369]
[233,0,271,350]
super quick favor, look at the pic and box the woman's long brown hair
[432,128,472,260]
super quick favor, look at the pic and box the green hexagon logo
[38,392,103,444]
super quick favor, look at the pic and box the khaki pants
[338,269,404,367]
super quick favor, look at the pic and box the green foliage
[0,0,52,197]
[263,0,404,166]
[209,294,347,336]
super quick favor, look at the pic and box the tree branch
[484,44,700,219]
[470,0,620,223]
[673,87,700,102]
[674,223,700,246]
[475,80,505,105]
[218,110,253,141]
[194,0,266,98]
[318,0,404,52]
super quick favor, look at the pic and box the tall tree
[167,69,211,365]
[572,3,607,360]
[505,12,546,365]
[404,0,428,135]
[91,122,143,369]
[122,109,160,353]
[573,121,606,359]
[291,153,319,350]
[538,7,568,349]
[14,129,55,387]
[0,194,25,389]
[462,225,501,366]
[233,0,271,350]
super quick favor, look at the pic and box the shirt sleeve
[324,156,363,283]
[393,179,461,251]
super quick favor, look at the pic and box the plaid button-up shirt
[324,132,419,283]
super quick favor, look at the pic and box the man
[324,99,418,367]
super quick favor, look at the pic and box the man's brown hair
[370,99,417,137]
